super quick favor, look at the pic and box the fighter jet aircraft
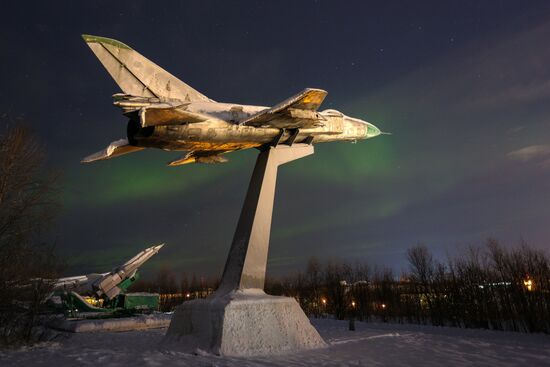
[81,35,383,166]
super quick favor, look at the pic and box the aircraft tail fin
[82,35,212,102]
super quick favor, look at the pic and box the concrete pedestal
[166,290,326,356]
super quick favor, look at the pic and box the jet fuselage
[128,101,381,153]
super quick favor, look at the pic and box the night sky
[2,1,550,278]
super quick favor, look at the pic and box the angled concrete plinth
[166,290,325,356]
[166,144,326,356]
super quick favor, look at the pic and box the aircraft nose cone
[367,123,381,137]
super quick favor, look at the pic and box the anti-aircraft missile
[94,243,164,299]
[54,244,164,300]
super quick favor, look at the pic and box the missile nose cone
[153,243,165,252]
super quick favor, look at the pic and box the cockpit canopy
[320,109,344,117]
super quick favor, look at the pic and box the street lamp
[524,279,534,292]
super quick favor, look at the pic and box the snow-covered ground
[1,318,550,367]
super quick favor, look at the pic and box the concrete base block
[165,290,326,356]
[48,313,171,333]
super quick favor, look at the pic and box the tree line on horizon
[137,240,550,334]
[272,240,550,334]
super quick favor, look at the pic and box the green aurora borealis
[2,2,550,277]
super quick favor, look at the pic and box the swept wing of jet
[240,88,328,129]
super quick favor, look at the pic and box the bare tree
[406,244,435,323]
[179,272,189,295]
[0,124,62,346]
[305,256,323,317]
[155,266,178,294]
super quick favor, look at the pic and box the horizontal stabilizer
[82,34,212,102]
[241,88,327,129]
[81,138,144,163]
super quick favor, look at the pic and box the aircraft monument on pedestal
[81,35,384,356]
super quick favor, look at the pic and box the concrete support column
[216,144,314,294]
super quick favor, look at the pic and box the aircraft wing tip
[81,34,132,50]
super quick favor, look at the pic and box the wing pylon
[167,151,230,166]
